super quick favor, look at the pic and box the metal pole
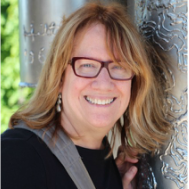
[18,0,87,87]
[127,0,187,188]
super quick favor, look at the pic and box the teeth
[86,96,114,105]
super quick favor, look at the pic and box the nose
[91,68,115,91]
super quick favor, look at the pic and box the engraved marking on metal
[24,49,34,64]
[166,90,187,113]
[160,119,188,188]
[38,47,45,64]
[164,68,176,92]
[136,0,187,73]
[24,48,47,65]
[24,22,60,41]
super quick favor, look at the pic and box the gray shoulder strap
[15,122,96,189]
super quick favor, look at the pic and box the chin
[89,120,115,130]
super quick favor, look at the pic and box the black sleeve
[2,138,48,189]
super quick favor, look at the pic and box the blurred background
[1,0,34,133]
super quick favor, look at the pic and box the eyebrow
[72,57,121,63]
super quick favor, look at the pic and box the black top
[2,128,123,189]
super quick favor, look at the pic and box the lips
[85,96,116,105]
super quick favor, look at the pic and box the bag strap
[15,122,96,189]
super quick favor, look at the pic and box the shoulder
[2,128,42,155]
[2,128,50,189]
[2,128,48,159]
[2,127,35,139]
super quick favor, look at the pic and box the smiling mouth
[85,96,116,105]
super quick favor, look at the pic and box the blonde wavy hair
[10,2,171,157]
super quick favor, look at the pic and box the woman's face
[60,23,132,135]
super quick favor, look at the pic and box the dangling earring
[56,93,62,112]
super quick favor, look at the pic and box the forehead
[73,23,106,49]
[72,23,119,61]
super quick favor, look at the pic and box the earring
[56,93,62,112]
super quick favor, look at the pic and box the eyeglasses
[69,57,134,81]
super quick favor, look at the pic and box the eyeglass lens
[73,58,133,80]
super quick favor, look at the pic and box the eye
[112,65,124,70]
[81,63,94,68]
[79,61,99,69]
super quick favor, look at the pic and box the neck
[61,114,108,150]
[71,135,104,149]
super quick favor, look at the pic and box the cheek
[69,78,88,94]
[62,75,90,102]
[62,67,80,94]
[120,82,132,106]
[61,68,76,102]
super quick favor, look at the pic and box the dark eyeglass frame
[69,57,134,81]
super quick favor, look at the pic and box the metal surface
[19,0,87,87]
[126,0,187,188]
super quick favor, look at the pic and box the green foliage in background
[1,0,34,133]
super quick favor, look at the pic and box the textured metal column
[18,0,87,87]
[126,0,187,188]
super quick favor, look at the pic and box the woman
[2,2,171,189]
